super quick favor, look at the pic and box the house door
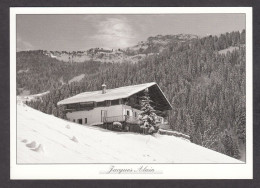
[78,119,83,124]
[101,110,107,122]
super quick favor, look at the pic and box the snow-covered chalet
[57,82,172,126]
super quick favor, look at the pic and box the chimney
[102,83,106,94]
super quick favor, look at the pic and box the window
[111,99,120,105]
[85,118,88,124]
[129,97,135,104]
[67,103,78,109]
[161,118,164,123]
[126,110,130,116]
[158,118,163,123]
[106,100,111,106]
[122,98,129,105]
[73,119,75,122]
[134,112,138,117]
[97,101,106,107]
[78,119,82,124]
[101,110,107,122]
[80,102,94,108]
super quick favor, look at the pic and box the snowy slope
[218,46,239,54]
[18,91,50,102]
[17,102,242,164]
[68,74,85,84]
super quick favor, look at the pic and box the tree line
[17,50,112,94]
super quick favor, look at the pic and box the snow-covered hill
[218,46,239,55]
[44,48,146,64]
[17,101,242,164]
[42,34,198,64]
[68,74,85,84]
[129,34,198,53]
[18,91,50,102]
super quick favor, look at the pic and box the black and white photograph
[10,7,253,179]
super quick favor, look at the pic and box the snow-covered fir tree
[139,88,159,134]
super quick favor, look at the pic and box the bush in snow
[124,125,129,132]
[113,122,122,130]
[148,126,155,134]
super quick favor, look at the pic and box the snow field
[17,102,242,164]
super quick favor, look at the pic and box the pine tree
[139,88,158,134]
[58,105,67,119]
[236,111,246,144]
[221,130,233,157]
[52,106,58,117]
[221,129,240,158]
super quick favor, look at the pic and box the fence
[103,115,125,123]
[98,120,190,140]
[103,115,140,124]
[158,129,190,140]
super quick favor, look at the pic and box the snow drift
[17,100,242,164]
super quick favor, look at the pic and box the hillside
[218,46,240,55]
[127,34,198,54]
[44,49,146,64]
[21,30,246,160]
[43,34,197,63]
[68,74,85,84]
[16,34,198,95]
[16,50,105,94]
[17,100,241,163]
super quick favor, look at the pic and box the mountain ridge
[18,34,198,64]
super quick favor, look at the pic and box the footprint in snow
[66,124,70,129]
[31,144,44,153]
[71,136,78,143]
[21,139,27,143]
[26,141,37,148]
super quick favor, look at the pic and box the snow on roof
[57,82,158,105]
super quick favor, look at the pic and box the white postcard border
[10,7,253,179]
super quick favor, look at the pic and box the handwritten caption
[100,165,163,174]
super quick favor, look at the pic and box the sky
[17,14,245,51]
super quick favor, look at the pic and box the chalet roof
[57,82,172,110]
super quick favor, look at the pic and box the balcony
[103,115,141,124]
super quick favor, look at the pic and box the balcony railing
[125,116,141,124]
[103,115,141,124]
[103,115,125,123]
